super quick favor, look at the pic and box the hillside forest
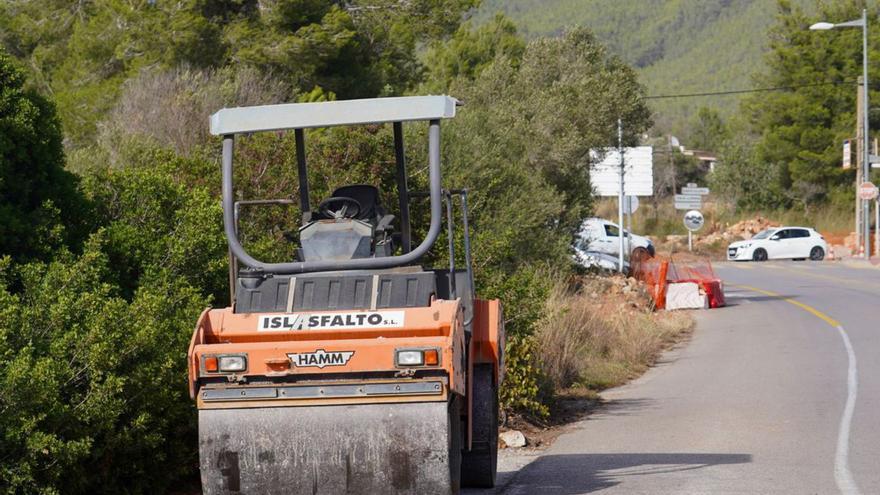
[0,0,875,492]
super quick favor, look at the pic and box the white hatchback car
[727,227,828,261]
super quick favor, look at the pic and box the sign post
[683,210,704,252]
[617,119,625,272]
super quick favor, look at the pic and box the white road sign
[681,187,710,195]
[589,146,654,197]
[675,192,702,210]
[675,202,701,210]
[674,194,702,202]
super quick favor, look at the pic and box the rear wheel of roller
[461,364,498,488]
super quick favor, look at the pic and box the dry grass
[97,66,291,163]
[536,275,693,393]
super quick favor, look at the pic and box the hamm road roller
[187,95,504,494]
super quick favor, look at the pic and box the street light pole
[861,8,870,259]
[811,9,871,258]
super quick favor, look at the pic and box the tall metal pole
[856,81,863,253]
[863,8,871,258]
[618,119,625,273]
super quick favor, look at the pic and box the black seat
[330,184,382,221]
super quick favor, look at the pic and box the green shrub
[0,239,207,493]
[0,50,88,261]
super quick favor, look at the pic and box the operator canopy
[210,95,457,135]
[213,95,459,275]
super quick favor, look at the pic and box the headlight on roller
[218,355,247,372]
[202,353,248,374]
[396,350,424,366]
[395,348,440,367]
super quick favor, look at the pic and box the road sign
[870,154,880,167]
[686,182,697,188]
[843,139,852,169]
[675,202,701,211]
[674,194,701,201]
[623,195,639,214]
[674,194,702,210]
[681,187,710,195]
[683,210,704,231]
[589,146,654,196]
[858,182,879,200]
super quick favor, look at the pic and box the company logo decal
[287,349,354,369]
[257,311,404,331]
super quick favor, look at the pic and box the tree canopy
[0,51,86,261]
[0,0,477,145]
[741,0,877,208]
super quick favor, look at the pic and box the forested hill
[476,0,811,139]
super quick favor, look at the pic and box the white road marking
[735,284,861,495]
[834,324,861,495]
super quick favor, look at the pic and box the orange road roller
[188,96,504,494]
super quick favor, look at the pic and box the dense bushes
[0,52,87,262]
[0,241,209,493]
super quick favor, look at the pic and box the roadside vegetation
[537,275,693,395]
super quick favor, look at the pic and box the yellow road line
[733,284,841,328]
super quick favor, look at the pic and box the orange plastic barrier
[631,257,670,309]
[631,255,725,309]
[668,256,725,308]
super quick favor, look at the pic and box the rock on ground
[499,430,527,448]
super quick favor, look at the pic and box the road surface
[470,260,880,494]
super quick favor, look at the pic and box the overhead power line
[644,80,858,99]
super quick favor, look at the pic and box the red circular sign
[858,182,878,200]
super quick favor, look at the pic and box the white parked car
[575,218,655,266]
[727,227,827,261]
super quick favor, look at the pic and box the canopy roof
[210,95,458,136]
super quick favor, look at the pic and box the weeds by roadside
[536,275,693,394]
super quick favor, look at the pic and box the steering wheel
[318,196,362,219]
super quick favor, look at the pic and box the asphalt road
[470,260,880,495]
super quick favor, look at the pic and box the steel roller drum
[199,401,457,494]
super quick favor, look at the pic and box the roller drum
[199,401,459,494]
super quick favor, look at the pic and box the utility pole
[810,9,871,257]
[618,119,625,273]
[862,10,871,259]
[857,77,864,254]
